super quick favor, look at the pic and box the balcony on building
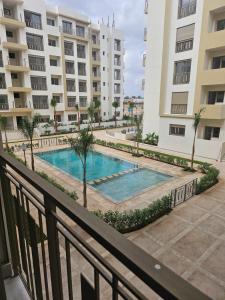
[92,50,100,64]
[144,27,147,41]
[91,33,100,48]
[114,39,121,52]
[0,95,9,110]
[2,27,28,51]
[0,4,25,28]
[114,54,121,67]
[178,0,196,19]
[5,53,30,72]
[67,96,76,108]
[24,10,42,30]
[144,0,148,14]
[93,82,101,95]
[60,21,88,41]
[92,66,101,80]
[0,137,210,300]
[8,73,31,93]
[79,96,87,108]
[12,96,31,112]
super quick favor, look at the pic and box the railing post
[44,194,63,300]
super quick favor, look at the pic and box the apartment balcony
[92,72,101,81]
[92,57,101,66]
[0,10,25,28]
[33,102,49,110]
[200,68,225,86]
[11,99,32,113]
[0,103,9,110]
[0,142,210,300]
[93,87,101,95]
[91,40,100,49]
[60,26,88,42]
[201,104,225,120]
[5,58,30,72]
[204,30,225,51]
[67,99,76,108]
[144,27,147,41]
[171,104,187,115]
[8,86,32,93]
[2,41,28,51]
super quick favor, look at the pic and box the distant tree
[112,101,119,128]
[128,102,135,123]
[50,98,58,132]
[191,108,205,170]
[94,99,101,126]
[0,116,9,150]
[69,128,94,208]
[133,115,143,156]
[19,115,39,171]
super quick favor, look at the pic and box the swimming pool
[36,149,172,202]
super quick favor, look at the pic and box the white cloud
[46,0,145,96]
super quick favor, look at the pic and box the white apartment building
[143,0,225,160]
[0,0,124,130]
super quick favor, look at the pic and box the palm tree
[134,115,143,156]
[68,128,94,208]
[191,108,205,170]
[50,97,58,133]
[19,115,39,171]
[112,101,119,128]
[75,104,80,131]
[87,102,95,132]
[94,99,101,126]
[0,116,9,150]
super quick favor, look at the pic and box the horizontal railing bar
[56,212,147,300]
[0,151,210,300]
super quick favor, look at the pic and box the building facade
[143,0,225,160]
[0,0,124,130]
[123,97,144,118]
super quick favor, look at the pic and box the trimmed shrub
[94,195,172,233]
[196,166,219,194]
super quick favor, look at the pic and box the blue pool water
[91,168,171,202]
[36,149,172,202]
[36,149,136,181]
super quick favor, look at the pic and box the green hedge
[94,195,172,233]
[196,166,219,194]
[95,139,210,169]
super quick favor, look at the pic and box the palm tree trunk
[115,108,117,128]
[83,164,87,208]
[54,108,57,133]
[4,129,8,151]
[191,129,197,170]
[30,139,35,171]
[98,109,101,126]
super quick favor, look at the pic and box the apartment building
[0,0,124,130]
[143,0,225,160]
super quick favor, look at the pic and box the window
[0,95,8,110]
[114,39,121,51]
[171,92,188,114]
[29,55,45,71]
[114,97,120,106]
[66,79,75,92]
[114,83,121,94]
[103,82,106,86]
[37,115,50,123]
[208,91,224,104]
[48,38,56,47]
[26,33,44,51]
[103,51,105,56]
[55,115,62,122]
[65,61,75,74]
[78,62,86,76]
[24,10,42,29]
[50,58,58,67]
[103,66,105,71]
[0,51,3,67]
[4,8,12,18]
[77,44,85,58]
[92,34,97,44]
[62,20,72,34]
[11,73,18,79]
[79,80,87,92]
[173,59,191,84]
[51,77,59,85]
[31,76,47,90]
[14,93,20,99]
[64,42,74,56]
[176,24,194,53]
[47,18,55,26]
[178,0,196,19]
[204,127,220,140]
[114,55,121,66]
[102,35,105,39]
[52,95,61,103]
[68,114,77,121]
[169,124,186,136]
[9,52,16,59]
[32,95,49,109]
[67,97,76,107]
[76,25,85,37]
[114,69,121,80]
[6,31,13,38]
[212,56,225,69]
[79,96,87,107]
[217,19,225,31]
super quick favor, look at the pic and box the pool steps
[89,166,141,185]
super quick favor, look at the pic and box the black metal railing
[171,179,197,207]
[0,145,210,300]
[176,39,193,53]
[171,104,187,114]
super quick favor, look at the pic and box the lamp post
[21,143,27,166]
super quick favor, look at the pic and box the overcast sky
[46,0,145,97]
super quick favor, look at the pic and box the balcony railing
[1,8,23,22]
[33,102,49,109]
[171,104,188,114]
[68,100,76,107]
[0,143,210,300]
[60,26,87,39]
[176,39,193,53]
[27,42,44,51]
[31,83,47,90]
[13,100,29,109]
[30,64,45,72]
[66,67,75,74]
[7,57,28,67]
[0,82,6,89]
[178,0,196,19]
[79,100,87,107]
[0,103,9,110]
[64,48,74,56]
[173,72,190,84]
[25,20,42,30]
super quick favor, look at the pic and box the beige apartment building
[0,0,124,130]
[143,0,225,160]
[123,97,144,118]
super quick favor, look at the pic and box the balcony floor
[4,276,30,300]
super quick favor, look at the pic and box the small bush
[196,166,219,194]
[94,195,172,233]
